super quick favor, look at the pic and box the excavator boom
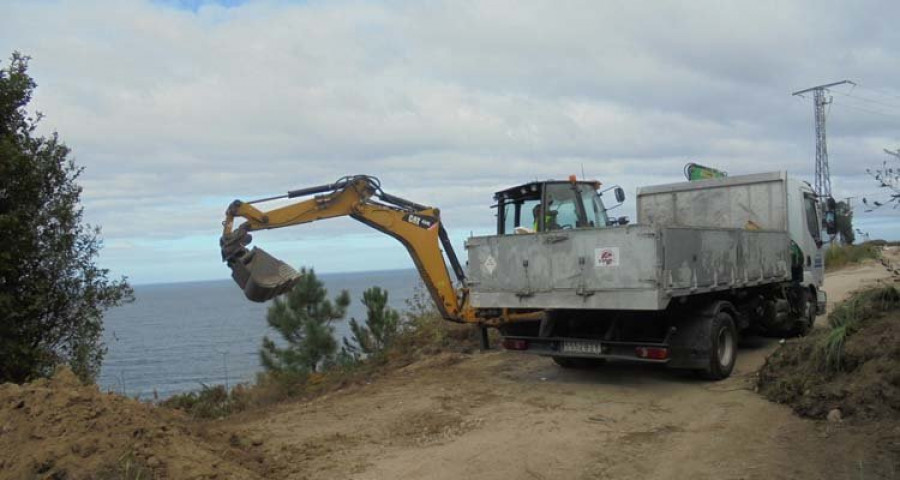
[221,175,471,322]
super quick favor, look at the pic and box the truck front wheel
[701,312,737,380]
[791,289,817,337]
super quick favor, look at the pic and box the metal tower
[792,80,855,198]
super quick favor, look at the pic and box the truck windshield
[543,183,608,229]
[544,184,581,229]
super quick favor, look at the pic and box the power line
[856,85,900,104]
[831,101,900,120]
[832,90,900,112]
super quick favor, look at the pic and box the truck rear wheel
[700,312,737,380]
[552,357,605,369]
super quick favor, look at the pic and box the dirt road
[223,259,897,480]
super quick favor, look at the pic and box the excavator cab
[494,179,626,234]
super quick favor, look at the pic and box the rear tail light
[502,339,529,350]
[635,346,669,360]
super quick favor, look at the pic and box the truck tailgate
[465,225,664,310]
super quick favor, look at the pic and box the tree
[862,148,900,211]
[0,53,132,383]
[342,287,400,360]
[260,268,350,374]
[835,200,855,245]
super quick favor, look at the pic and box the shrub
[818,285,900,371]
[824,243,881,271]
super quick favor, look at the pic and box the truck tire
[790,290,817,337]
[552,357,605,369]
[700,312,737,380]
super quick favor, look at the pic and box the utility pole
[792,80,856,199]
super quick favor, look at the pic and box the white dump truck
[466,171,829,379]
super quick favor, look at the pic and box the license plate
[561,341,603,355]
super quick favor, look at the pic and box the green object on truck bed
[685,162,727,181]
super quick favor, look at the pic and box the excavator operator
[532,203,559,232]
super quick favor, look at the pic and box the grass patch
[819,285,900,372]
[824,243,881,271]
[95,450,154,480]
[161,383,251,419]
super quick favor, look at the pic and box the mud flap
[668,301,738,373]
[226,246,301,302]
[667,314,711,370]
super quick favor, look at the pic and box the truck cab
[786,178,826,293]
[494,179,626,234]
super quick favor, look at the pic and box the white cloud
[3,0,899,283]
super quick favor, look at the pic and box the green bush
[396,283,480,354]
[824,243,881,271]
[818,285,900,371]
[162,384,235,419]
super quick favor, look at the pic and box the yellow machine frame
[222,175,500,323]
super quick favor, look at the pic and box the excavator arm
[220,175,472,322]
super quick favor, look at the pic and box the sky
[3,0,900,285]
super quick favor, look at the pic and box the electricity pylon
[792,80,855,199]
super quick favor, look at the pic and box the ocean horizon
[99,268,423,400]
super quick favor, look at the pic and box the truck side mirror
[824,197,837,236]
[614,187,626,203]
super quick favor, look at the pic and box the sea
[98,268,423,400]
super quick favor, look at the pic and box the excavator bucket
[226,246,302,302]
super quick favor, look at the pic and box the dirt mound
[0,368,268,479]
[758,286,900,421]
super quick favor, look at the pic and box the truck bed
[465,225,790,311]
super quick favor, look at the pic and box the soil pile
[0,368,267,479]
[758,285,900,421]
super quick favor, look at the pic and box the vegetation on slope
[162,282,480,418]
[824,243,881,271]
[758,284,900,420]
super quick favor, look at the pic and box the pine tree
[835,201,855,245]
[260,268,349,374]
[343,287,400,360]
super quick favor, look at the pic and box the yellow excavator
[220,174,520,328]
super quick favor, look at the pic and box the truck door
[802,193,825,286]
